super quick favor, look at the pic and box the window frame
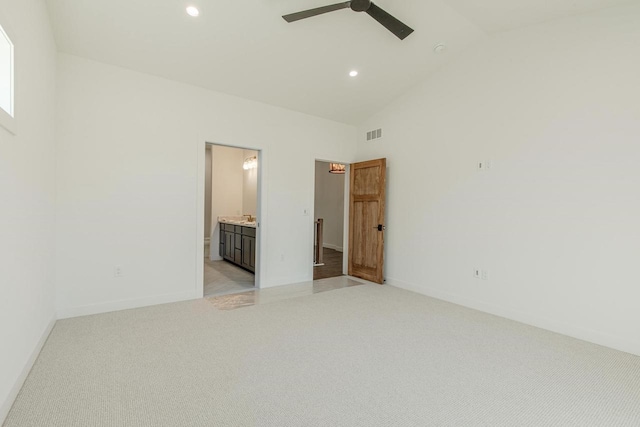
[0,19,15,135]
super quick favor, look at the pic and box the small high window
[0,23,14,134]
[0,24,13,116]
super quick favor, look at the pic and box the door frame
[310,158,351,279]
[196,141,264,297]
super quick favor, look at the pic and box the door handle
[373,224,386,231]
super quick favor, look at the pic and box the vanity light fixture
[329,163,346,174]
[243,156,258,170]
[186,6,200,17]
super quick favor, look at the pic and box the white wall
[242,149,258,216]
[314,161,345,251]
[55,53,357,317]
[209,144,244,260]
[0,0,57,422]
[355,3,640,356]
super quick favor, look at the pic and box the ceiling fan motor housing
[350,0,372,12]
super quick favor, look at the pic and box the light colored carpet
[204,259,254,297]
[5,283,640,426]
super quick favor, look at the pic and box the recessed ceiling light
[433,44,446,54]
[349,70,358,77]
[186,6,200,17]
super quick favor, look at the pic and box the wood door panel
[353,201,364,266]
[364,201,378,268]
[348,158,386,284]
[353,166,380,196]
[352,200,379,269]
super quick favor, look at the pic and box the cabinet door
[224,231,235,261]
[235,233,242,252]
[242,235,256,272]
[249,236,255,270]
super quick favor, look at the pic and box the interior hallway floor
[313,247,344,280]
[204,258,254,297]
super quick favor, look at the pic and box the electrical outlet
[114,266,123,277]
[473,268,481,279]
[477,160,492,171]
[303,208,309,216]
[482,269,489,280]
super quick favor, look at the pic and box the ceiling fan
[282,0,414,40]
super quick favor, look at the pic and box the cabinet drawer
[234,225,243,234]
[242,227,256,237]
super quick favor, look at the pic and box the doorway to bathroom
[203,143,260,297]
[313,160,348,280]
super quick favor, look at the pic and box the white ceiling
[45,0,631,125]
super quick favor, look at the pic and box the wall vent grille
[366,128,383,141]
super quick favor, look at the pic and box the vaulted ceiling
[46,0,631,124]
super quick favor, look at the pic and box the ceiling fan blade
[283,2,351,23]
[366,3,414,40]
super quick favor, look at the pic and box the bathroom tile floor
[204,258,255,297]
[207,276,368,311]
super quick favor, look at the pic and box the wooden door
[348,158,386,284]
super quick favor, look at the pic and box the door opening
[313,160,348,280]
[203,143,260,297]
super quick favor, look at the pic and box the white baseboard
[1,315,56,424]
[57,290,199,319]
[386,277,640,357]
[322,243,343,252]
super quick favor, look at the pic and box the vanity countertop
[218,216,256,228]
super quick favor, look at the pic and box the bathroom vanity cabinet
[219,223,256,273]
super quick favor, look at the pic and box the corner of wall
[0,315,56,425]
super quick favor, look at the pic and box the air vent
[366,128,383,141]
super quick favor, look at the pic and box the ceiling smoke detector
[433,44,446,54]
